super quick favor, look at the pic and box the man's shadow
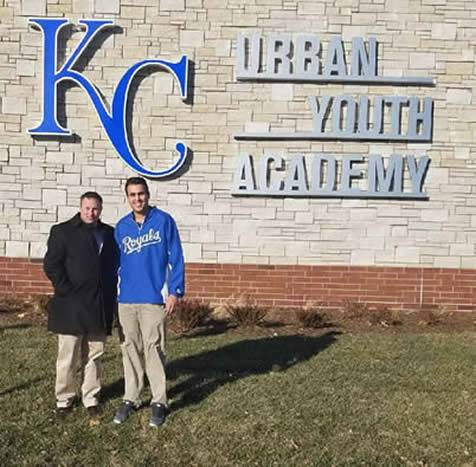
[166,331,339,412]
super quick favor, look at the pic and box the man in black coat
[43,191,118,418]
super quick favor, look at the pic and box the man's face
[126,183,150,215]
[79,198,102,224]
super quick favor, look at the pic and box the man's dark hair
[125,177,150,196]
[80,191,103,204]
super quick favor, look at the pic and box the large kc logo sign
[29,18,189,178]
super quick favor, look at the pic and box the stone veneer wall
[0,0,475,309]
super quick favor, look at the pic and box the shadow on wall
[167,331,340,412]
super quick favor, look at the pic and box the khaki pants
[118,303,167,405]
[55,334,106,408]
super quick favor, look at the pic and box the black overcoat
[43,213,119,336]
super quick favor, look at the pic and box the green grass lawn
[0,324,474,466]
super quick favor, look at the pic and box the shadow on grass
[176,319,288,339]
[0,376,43,397]
[178,320,237,338]
[101,377,125,401]
[0,323,31,331]
[167,331,340,412]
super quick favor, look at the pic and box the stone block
[215,39,231,57]
[57,173,81,185]
[271,83,293,101]
[409,52,435,68]
[160,0,185,11]
[58,207,79,222]
[180,30,204,47]
[461,257,476,268]
[191,230,215,243]
[431,23,457,40]
[95,0,120,14]
[449,243,474,256]
[21,0,46,16]
[0,228,10,241]
[183,242,202,261]
[153,73,174,95]
[16,60,35,76]
[433,257,461,268]
[244,121,270,133]
[2,97,26,115]
[30,241,46,258]
[285,242,311,257]
[6,241,29,257]
[217,251,242,263]
[21,166,44,181]
[168,194,192,205]
[350,250,376,265]
[426,167,449,186]
[446,89,472,105]
[43,189,67,208]
[121,6,145,19]
[0,148,8,162]
[259,243,285,256]
[188,182,212,194]
[421,209,448,222]
[45,151,74,164]
[73,0,93,13]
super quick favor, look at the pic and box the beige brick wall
[0,0,475,267]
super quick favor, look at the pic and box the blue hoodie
[115,207,185,304]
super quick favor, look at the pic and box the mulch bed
[1,296,474,336]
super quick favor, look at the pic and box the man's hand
[165,295,178,316]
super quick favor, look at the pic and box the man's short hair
[125,177,150,196]
[80,191,103,204]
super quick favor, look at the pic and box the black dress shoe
[55,406,73,418]
[86,405,101,418]
[149,403,166,428]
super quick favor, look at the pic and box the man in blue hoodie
[113,177,185,427]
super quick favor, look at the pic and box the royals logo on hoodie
[122,228,162,254]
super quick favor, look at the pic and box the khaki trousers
[55,334,106,408]
[118,303,167,405]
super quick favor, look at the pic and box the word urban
[236,34,434,86]
[28,18,189,178]
[233,154,430,199]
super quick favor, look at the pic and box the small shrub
[226,298,268,326]
[342,301,369,320]
[417,305,449,326]
[171,299,213,333]
[295,308,326,328]
[0,296,28,314]
[28,295,50,314]
[367,307,402,327]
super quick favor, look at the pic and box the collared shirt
[93,227,104,254]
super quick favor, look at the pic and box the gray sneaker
[113,400,137,424]
[149,403,167,428]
